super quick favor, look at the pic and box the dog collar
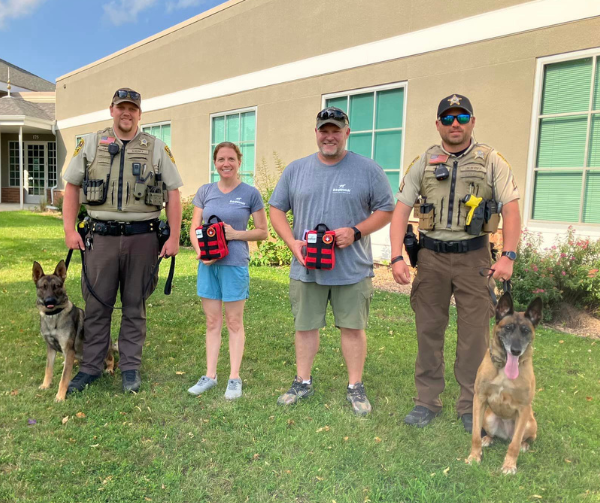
[45,307,65,316]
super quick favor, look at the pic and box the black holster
[404,224,421,268]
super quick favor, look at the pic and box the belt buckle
[121,223,129,236]
[447,241,458,253]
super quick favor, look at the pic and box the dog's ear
[54,260,67,281]
[525,297,543,327]
[32,261,44,283]
[496,292,514,322]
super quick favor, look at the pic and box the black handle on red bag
[207,215,223,224]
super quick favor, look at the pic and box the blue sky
[0,0,225,84]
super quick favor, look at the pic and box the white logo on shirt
[333,184,351,193]
[229,197,246,205]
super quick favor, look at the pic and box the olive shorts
[289,278,374,331]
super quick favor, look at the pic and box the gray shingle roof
[0,96,55,121]
[0,59,55,92]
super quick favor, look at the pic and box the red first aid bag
[305,224,336,270]
[195,215,229,260]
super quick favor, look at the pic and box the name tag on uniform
[128,148,149,154]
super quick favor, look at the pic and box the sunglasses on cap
[316,108,349,123]
[439,113,471,126]
[113,89,141,101]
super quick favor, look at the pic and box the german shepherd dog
[467,292,543,474]
[32,260,115,401]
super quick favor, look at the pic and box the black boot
[67,372,100,395]
[122,370,141,393]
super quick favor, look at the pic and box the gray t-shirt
[192,182,264,267]
[269,151,395,285]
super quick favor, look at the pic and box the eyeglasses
[317,108,349,123]
[439,114,471,126]
[113,89,141,101]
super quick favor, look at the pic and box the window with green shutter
[532,56,600,224]
[210,109,256,185]
[141,122,172,148]
[325,85,405,193]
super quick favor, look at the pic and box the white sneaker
[188,375,217,396]
[224,378,242,400]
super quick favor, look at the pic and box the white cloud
[103,0,158,26]
[166,0,205,14]
[0,0,46,28]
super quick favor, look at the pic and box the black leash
[480,267,512,306]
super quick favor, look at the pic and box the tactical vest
[81,127,167,213]
[417,143,499,234]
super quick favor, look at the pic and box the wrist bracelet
[391,255,404,265]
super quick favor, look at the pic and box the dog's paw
[466,453,481,465]
[39,384,51,390]
[520,442,530,452]
[482,436,494,447]
[104,368,115,376]
[501,463,517,475]
[54,395,66,403]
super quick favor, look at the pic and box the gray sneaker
[277,376,314,405]
[188,375,217,396]
[346,382,372,416]
[224,378,243,400]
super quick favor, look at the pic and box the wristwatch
[501,251,517,261]
[352,226,362,242]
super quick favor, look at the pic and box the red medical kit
[195,215,229,260]
[305,224,336,270]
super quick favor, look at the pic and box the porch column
[19,126,23,209]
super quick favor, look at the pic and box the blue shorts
[196,263,250,302]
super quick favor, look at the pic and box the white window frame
[524,47,600,237]
[321,81,408,189]
[208,106,258,184]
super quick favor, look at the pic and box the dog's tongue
[504,353,519,380]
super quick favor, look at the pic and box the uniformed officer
[62,88,183,394]
[390,94,521,431]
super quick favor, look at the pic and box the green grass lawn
[1,212,599,503]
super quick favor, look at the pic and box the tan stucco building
[53,0,600,256]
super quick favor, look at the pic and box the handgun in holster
[403,224,421,268]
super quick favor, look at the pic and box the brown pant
[410,245,493,415]
[80,231,159,374]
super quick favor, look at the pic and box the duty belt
[91,218,160,236]
[420,233,488,254]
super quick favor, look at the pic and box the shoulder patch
[405,155,420,175]
[73,138,84,157]
[164,145,175,164]
[496,152,512,171]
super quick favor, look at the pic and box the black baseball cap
[316,107,349,129]
[437,94,473,117]
[112,88,142,108]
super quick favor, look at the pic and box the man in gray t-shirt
[269,106,394,416]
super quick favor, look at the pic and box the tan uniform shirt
[396,141,520,241]
[63,129,183,222]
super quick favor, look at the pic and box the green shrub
[511,227,600,321]
[178,196,195,247]
[250,153,293,267]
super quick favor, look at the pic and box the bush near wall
[511,227,600,321]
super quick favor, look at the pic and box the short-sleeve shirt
[269,151,395,286]
[192,182,264,267]
[396,142,520,241]
[63,129,183,222]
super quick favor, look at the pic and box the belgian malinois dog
[467,292,543,474]
[32,260,115,401]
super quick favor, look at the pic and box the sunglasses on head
[114,89,141,101]
[439,113,471,126]
[317,108,348,123]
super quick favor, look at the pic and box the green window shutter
[326,97,347,112]
[541,58,592,115]
[537,115,587,168]
[583,171,600,223]
[588,114,600,168]
[376,88,403,129]
[374,130,402,170]
[532,171,582,222]
[212,116,225,144]
[348,132,372,158]
[349,93,374,131]
[161,124,171,147]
